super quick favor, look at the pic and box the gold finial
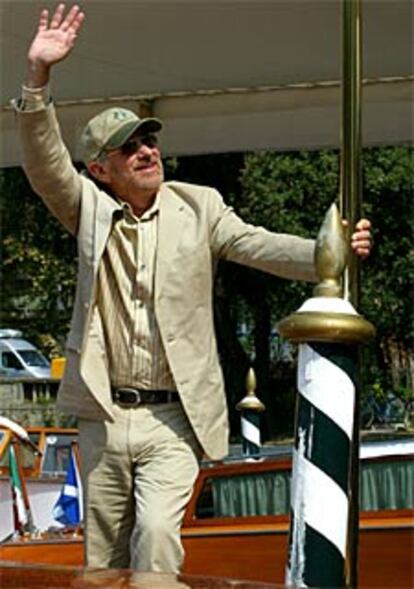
[277,201,375,344]
[236,368,266,412]
[313,202,347,298]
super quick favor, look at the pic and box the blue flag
[53,448,83,525]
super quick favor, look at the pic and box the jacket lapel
[93,192,122,264]
[155,184,187,298]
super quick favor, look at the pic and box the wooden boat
[0,420,83,565]
[0,423,78,543]
[0,422,413,587]
[182,440,414,588]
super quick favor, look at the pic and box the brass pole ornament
[277,202,375,345]
[313,202,347,298]
[236,368,265,412]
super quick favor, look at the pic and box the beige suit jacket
[16,103,316,459]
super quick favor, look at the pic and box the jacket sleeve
[208,187,317,283]
[13,101,82,236]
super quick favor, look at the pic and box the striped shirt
[98,195,176,390]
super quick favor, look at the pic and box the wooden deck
[0,561,282,589]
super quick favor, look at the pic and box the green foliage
[357,147,414,414]
[237,150,342,319]
[0,168,77,356]
[238,150,339,235]
[361,147,414,347]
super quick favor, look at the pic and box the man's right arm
[13,4,85,235]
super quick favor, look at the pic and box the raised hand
[26,3,85,88]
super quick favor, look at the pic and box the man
[15,4,371,573]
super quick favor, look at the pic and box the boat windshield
[41,434,78,475]
[194,457,414,519]
[18,350,49,368]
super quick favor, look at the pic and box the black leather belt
[111,387,179,408]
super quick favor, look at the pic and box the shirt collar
[117,190,161,222]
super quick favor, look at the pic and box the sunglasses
[118,133,159,157]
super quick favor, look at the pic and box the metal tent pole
[341,1,363,585]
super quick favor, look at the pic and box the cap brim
[105,118,163,151]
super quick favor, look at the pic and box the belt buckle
[115,387,141,408]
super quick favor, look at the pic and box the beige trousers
[78,401,202,572]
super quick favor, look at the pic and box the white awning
[1,0,412,166]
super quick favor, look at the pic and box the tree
[360,147,414,403]
[0,168,77,356]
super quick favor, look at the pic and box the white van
[0,329,51,380]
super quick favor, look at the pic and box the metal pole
[341,0,362,306]
[341,2,363,585]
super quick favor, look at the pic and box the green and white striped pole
[236,368,265,458]
[278,205,374,587]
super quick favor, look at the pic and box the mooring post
[278,204,374,587]
[236,368,265,458]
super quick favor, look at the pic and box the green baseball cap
[79,107,163,163]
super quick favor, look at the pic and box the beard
[111,159,164,200]
[133,163,164,192]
